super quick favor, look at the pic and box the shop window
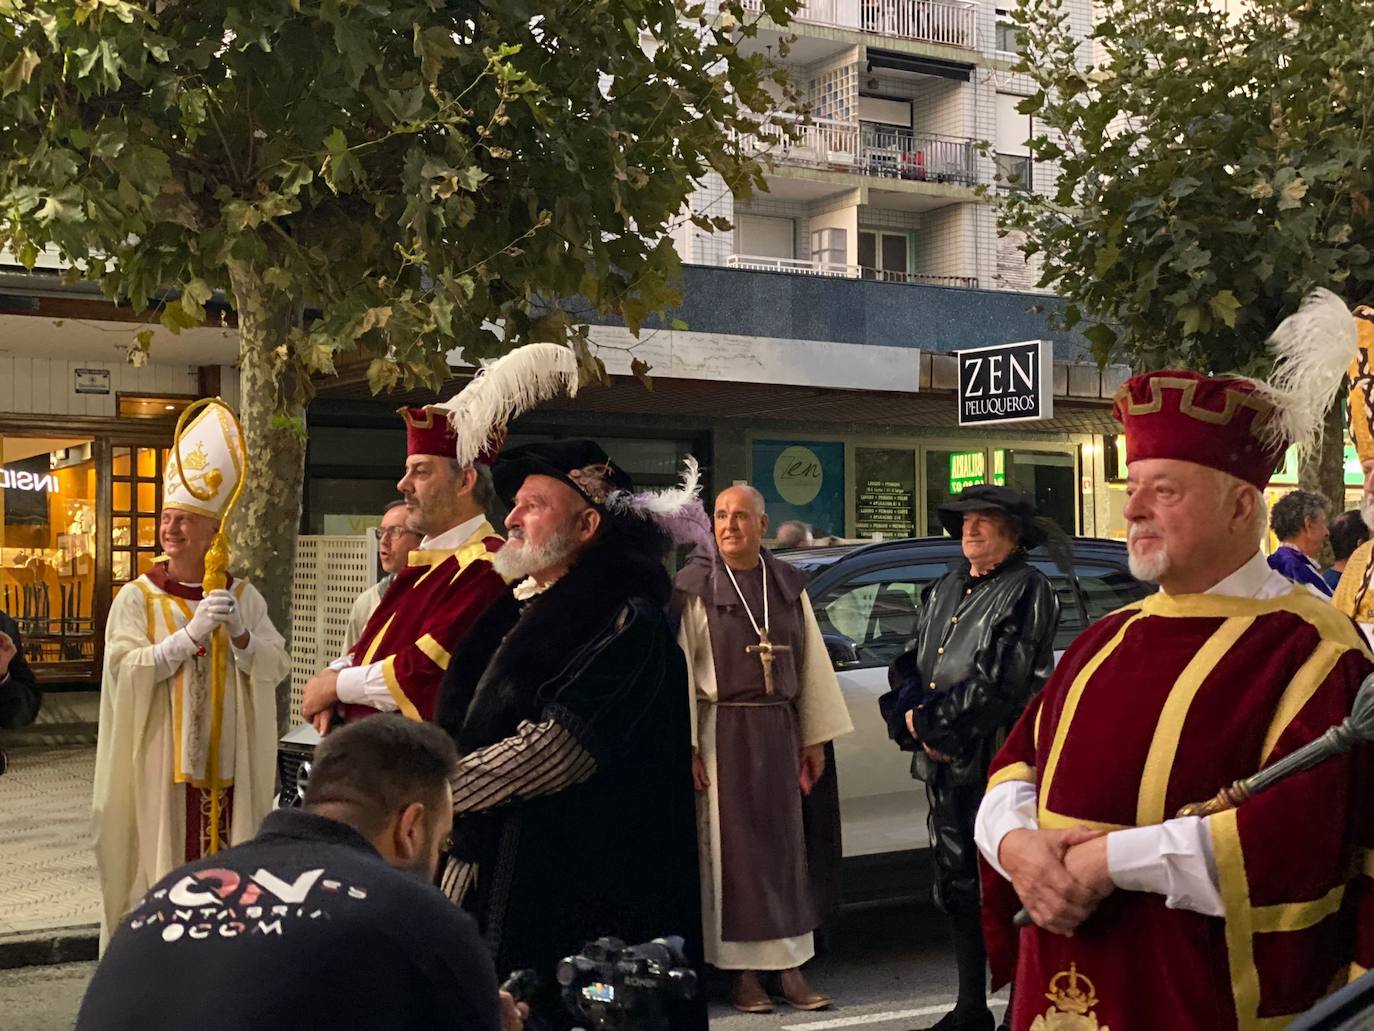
[855,447,916,540]
[307,477,414,535]
[1,434,98,676]
[1001,448,1077,536]
[111,444,169,598]
[924,448,1005,536]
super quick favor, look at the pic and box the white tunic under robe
[677,591,853,970]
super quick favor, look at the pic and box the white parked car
[780,536,1149,903]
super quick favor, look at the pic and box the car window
[1030,558,1150,650]
[1077,561,1150,617]
[813,562,951,667]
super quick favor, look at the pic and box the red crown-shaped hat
[398,407,503,466]
[1111,370,1284,489]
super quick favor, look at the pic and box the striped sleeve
[439,856,478,905]
[451,717,597,814]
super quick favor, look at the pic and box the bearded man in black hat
[879,484,1060,1031]
[434,440,706,1031]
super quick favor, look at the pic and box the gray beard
[492,525,582,581]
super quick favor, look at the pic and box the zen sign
[957,340,1053,425]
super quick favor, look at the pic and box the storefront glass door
[1,434,98,678]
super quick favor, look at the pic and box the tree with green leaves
[1002,0,1374,504]
[0,0,796,721]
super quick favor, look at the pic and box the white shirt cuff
[974,779,1039,880]
[335,662,398,711]
[1106,817,1224,917]
[329,654,354,672]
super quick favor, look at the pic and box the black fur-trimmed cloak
[436,532,704,1029]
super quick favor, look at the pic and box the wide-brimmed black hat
[492,439,635,509]
[937,484,1045,548]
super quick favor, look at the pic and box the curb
[0,926,99,970]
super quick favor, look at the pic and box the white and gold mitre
[163,399,245,521]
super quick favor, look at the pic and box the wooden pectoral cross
[746,629,792,694]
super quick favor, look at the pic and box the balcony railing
[745,115,860,168]
[860,0,976,49]
[747,116,979,187]
[736,0,976,50]
[860,127,977,186]
[727,254,978,289]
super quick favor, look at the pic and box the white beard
[1362,495,1374,534]
[491,525,582,581]
[1127,525,1171,583]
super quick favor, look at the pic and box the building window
[995,11,1022,53]
[858,230,910,281]
[995,153,1033,190]
[811,227,848,269]
[995,92,1033,191]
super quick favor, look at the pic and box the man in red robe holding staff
[977,289,1374,1030]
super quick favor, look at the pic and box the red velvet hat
[1111,370,1283,489]
[398,406,503,465]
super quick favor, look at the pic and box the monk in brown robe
[674,485,853,1014]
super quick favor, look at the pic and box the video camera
[506,935,698,1031]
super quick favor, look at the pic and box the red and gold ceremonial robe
[340,520,508,723]
[982,588,1374,1030]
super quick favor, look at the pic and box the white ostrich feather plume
[435,343,580,467]
[1252,288,1358,459]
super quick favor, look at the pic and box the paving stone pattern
[0,746,99,935]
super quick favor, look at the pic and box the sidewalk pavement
[0,744,100,967]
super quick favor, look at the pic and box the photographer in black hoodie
[78,716,514,1031]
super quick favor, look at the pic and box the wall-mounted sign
[74,368,111,395]
[1,467,57,492]
[957,340,1053,425]
[752,439,846,538]
[949,450,1007,494]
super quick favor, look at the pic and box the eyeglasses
[377,527,418,541]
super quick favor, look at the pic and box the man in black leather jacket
[879,485,1060,1031]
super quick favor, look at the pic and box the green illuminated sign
[949,450,1006,493]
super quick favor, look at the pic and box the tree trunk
[1298,397,1348,566]
[225,260,307,734]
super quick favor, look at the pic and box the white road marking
[782,999,1007,1030]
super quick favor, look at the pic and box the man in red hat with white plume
[301,343,581,729]
[975,290,1374,1030]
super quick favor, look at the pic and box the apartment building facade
[676,0,1092,293]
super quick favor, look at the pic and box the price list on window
[855,448,915,540]
[856,480,914,539]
